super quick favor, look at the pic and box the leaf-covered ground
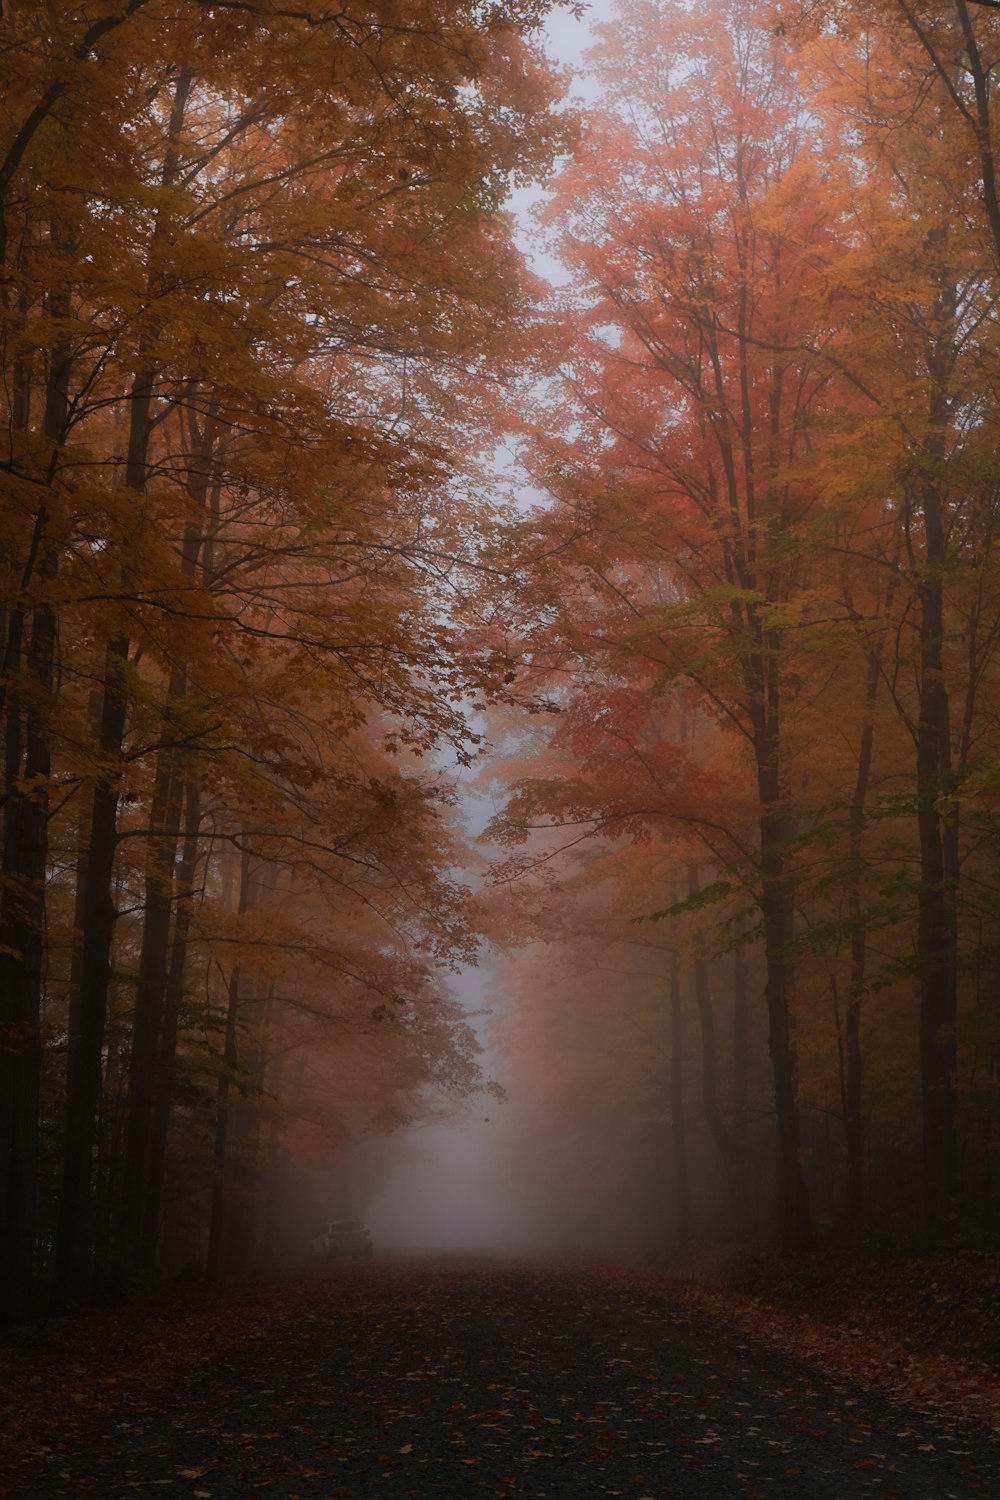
[647,1248,1000,1435]
[2,1255,998,1499]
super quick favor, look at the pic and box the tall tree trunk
[755,701,812,1251]
[140,774,202,1271]
[118,408,218,1281]
[688,869,741,1215]
[51,290,168,1306]
[111,736,185,1284]
[51,632,131,1304]
[731,912,749,1159]
[910,240,959,1235]
[841,641,883,1231]
[133,409,220,1275]
[669,946,691,1241]
[259,1005,287,1268]
[0,283,70,1315]
[49,72,192,1299]
[206,844,252,1283]
[0,600,54,1314]
[224,994,272,1278]
[915,571,958,1231]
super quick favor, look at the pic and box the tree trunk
[843,691,878,1231]
[731,912,749,1157]
[259,1004,287,1268]
[0,288,71,1314]
[112,735,185,1284]
[206,845,252,1283]
[51,632,131,1305]
[755,700,812,1252]
[206,962,242,1284]
[132,411,219,1275]
[140,775,202,1271]
[48,73,190,1292]
[669,947,691,1241]
[688,870,742,1215]
[911,241,959,1235]
[0,639,48,1314]
[915,561,959,1230]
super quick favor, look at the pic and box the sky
[544,1,608,86]
[506,2,608,282]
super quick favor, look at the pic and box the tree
[0,0,568,1309]
[793,3,1000,1229]
[491,0,852,1249]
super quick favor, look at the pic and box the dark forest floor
[2,1255,998,1499]
[1,1248,999,1495]
[647,1246,1000,1433]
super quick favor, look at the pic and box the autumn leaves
[483,0,1000,1252]
[0,2,563,1308]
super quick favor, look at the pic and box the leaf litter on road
[2,1257,998,1499]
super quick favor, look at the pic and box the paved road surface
[11,1258,999,1498]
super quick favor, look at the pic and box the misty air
[2,0,1000,1495]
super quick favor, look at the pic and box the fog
[357,4,613,1262]
[366,1116,543,1251]
[351,933,534,1248]
[254,5,776,1275]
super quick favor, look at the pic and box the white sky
[546,0,614,80]
[507,1,613,282]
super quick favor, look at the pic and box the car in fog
[310,1219,373,1261]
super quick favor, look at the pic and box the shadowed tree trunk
[115,438,215,1283]
[0,271,72,1315]
[51,75,193,1303]
[0,594,53,1316]
[206,843,252,1284]
[909,237,959,1235]
[112,739,186,1286]
[839,638,884,1231]
[688,868,743,1220]
[731,913,749,1162]
[51,630,132,1304]
[753,676,813,1252]
[669,946,691,1241]
[139,774,202,1271]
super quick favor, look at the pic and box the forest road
[10,1256,999,1500]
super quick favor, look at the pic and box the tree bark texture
[910,242,959,1234]
[51,632,131,1304]
[140,775,202,1270]
[755,706,813,1252]
[669,947,691,1241]
[206,844,252,1283]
